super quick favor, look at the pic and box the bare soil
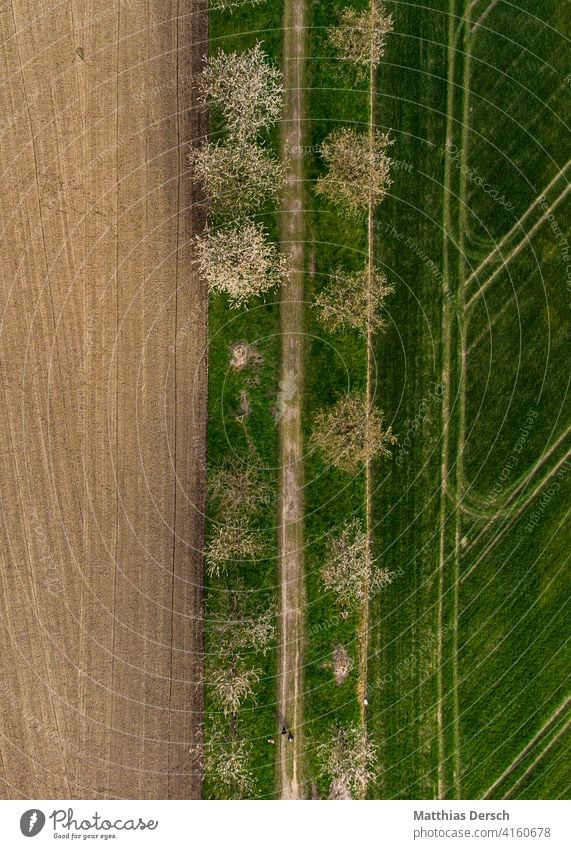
[332,646,353,685]
[0,0,208,799]
[278,0,307,801]
[229,341,262,371]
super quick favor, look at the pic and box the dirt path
[0,0,207,799]
[357,6,379,786]
[277,0,307,801]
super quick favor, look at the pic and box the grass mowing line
[437,1,458,799]
[464,161,571,289]
[480,697,571,799]
[277,0,307,801]
[438,0,475,799]
[463,436,571,551]
[451,10,473,800]
[464,183,571,312]
[466,288,519,353]
[471,0,500,31]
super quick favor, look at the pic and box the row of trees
[311,2,396,611]
[196,40,283,797]
[205,458,271,577]
[204,456,275,797]
[311,2,396,799]
[191,44,289,307]
[197,3,396,800]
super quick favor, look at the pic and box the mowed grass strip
[368,0,453,799]
[204,1,284,800]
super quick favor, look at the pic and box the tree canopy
[311,390,397,474]
[314,266,394,335]
[329,2,394,77]
[196,222,289,308]
[316,127,394,214]
[197,43,283,140]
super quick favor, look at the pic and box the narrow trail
[277,0,307,801]
[437,0,472,799]
[357,4,379,786]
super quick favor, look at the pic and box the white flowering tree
[238,608,276,654]
[210,605,276,656]
[208,458,272,521]
[311,391,397,474]
[319,724,379,799]
[321,519,392,610]
[189,139,284,217]
[211,658,261,717]
[204,727,255,798]
[316,127,394,215]
[205,524,264,578]
[212,0,266,11]
[329,2,394,79]
[197,43,283,140]
[196,222,289,308]
[314,266,394,334]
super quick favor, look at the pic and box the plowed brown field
[0,0,207,799]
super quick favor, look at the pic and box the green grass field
[370,0,570,800]
[203,0,569,799]
[457,0,570,801]
[368,0,451,799]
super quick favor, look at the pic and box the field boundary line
[481,698,571,798]
[437,0,473,800]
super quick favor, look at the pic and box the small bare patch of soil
[332,645,353,684]
[230,341,263,371]
[236,390,251,422]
